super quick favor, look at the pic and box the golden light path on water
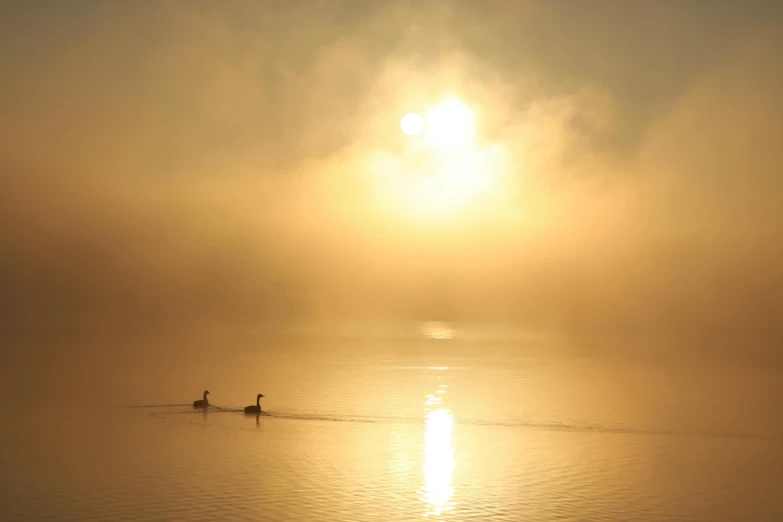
[421,366,456,519]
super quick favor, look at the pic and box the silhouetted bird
[244,393,265,414]
[193,390,210,408]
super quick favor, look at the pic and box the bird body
[244,393,265,414]
[193,390,210,408]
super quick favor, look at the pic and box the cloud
[1,2,781,344]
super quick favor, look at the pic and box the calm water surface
[1,328,782,521]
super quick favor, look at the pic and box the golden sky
[1,1,782,342]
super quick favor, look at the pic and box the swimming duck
[193,390,210,408]
[244,393,265,414]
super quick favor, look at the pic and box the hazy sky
[1,1,782,343]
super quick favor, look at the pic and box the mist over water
[2,2,783,343]
[2,324,782,521]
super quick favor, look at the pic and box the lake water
[1,325,782,521]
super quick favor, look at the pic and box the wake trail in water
[126,404,193,408]
[265,412,381,424]
[128,403,244,413]
[268,413,781,439]
[208,405,245,413]
[129,404,782,440]
[467,419,783,441]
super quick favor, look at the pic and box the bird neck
[203,392,209,402]
[256,396,261,407]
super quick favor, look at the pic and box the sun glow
[370,96,510,215]
[425,98,475,150]
[375,96,509,217]
[400,144,505,215]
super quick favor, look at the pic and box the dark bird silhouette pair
[193,390,265,413]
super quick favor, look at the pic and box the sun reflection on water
[420,321,456,340]
[421,408,456,519]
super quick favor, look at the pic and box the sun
[400,98,475,148]
[425,97,475,149]
[400,112,425,136]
